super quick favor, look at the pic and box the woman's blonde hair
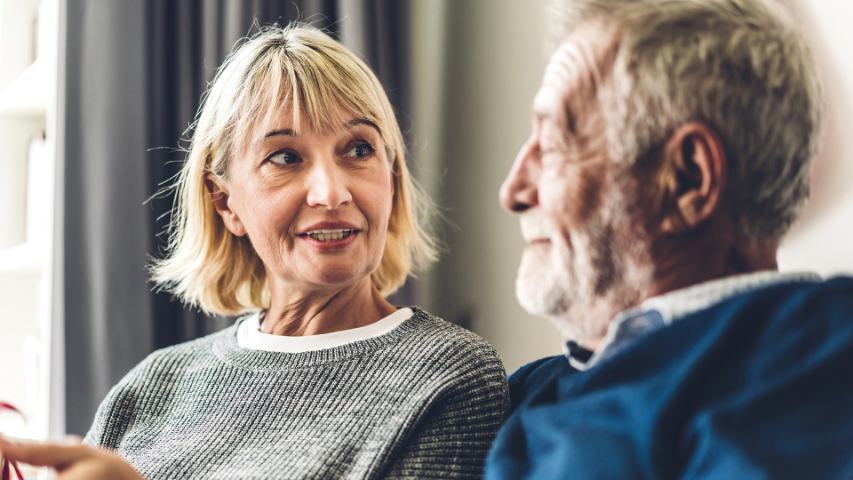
[151,24,438,316]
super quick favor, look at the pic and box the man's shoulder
[620,275,853,372]
[708,274,853,335]
[727,274,853,306]
[508,355,576,410]
[509,355,567,385]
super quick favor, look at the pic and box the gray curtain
[62,0,411,435]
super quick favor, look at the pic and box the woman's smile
[298,221,363,251]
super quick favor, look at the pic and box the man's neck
[642,223,779,298]
[575,239,778,352]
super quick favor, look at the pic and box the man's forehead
[533,21,620,120]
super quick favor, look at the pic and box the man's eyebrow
[533,105,576,136]
[264,128,297,138]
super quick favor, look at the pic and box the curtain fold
[63,0,152,437]
[62,0,411,435]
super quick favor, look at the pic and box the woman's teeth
[305,229,356,242]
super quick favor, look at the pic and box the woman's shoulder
[407,307,489,342]
[84,323,239,447]
[120,323,238,384]
[401,307,505,370]
[95,324,238,410]
[393,307,509,408]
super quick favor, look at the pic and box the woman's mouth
[302,229,358,242]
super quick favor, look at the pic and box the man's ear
[657,122,727,234]
[206,174,247,237]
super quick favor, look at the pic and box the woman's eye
[344,141,375,159]
[266,149,300,165]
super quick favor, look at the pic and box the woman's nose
[499,139,539,213]
[306,162,353,209]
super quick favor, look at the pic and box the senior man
[485,0,853,478]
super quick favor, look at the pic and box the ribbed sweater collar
[212,307,428,371]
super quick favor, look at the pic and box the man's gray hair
[552,0,824,241]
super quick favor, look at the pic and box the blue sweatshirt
[485,277,853,479]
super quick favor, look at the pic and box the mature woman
[0,24,508,479]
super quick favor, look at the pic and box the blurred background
[0,0,850,440]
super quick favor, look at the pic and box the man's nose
[306,161,352,209]
[499,140,539,213]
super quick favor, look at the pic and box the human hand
[0,436,144,480]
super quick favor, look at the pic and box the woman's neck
[260,278,396,336]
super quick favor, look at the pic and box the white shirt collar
[236,307,413,353]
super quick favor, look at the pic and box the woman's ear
[655,122,727,234]
[206,173,247,237]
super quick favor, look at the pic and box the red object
[0,402,24,480]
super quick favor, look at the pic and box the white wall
[778,1,853,275]
[412,0,563,373]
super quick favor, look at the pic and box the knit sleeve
[382,344,510,479]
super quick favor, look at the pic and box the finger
[63,435,84,444]
[0,437,90,468]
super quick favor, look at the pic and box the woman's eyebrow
[345,118,380,133]
[264,128,297,138]
[260,120,378,141]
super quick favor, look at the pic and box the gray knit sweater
[84,308,509,479]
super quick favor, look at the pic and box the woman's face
[213,109,394,294]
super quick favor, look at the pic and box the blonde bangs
[232,38,387,161]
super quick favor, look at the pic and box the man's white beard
[515,194,650,342]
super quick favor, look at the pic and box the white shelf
[0,59,48,118]
[0,0,58,442]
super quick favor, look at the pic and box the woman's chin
[303,267,371,291]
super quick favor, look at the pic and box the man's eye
[266,149,300,165]
[344,141,375,159]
